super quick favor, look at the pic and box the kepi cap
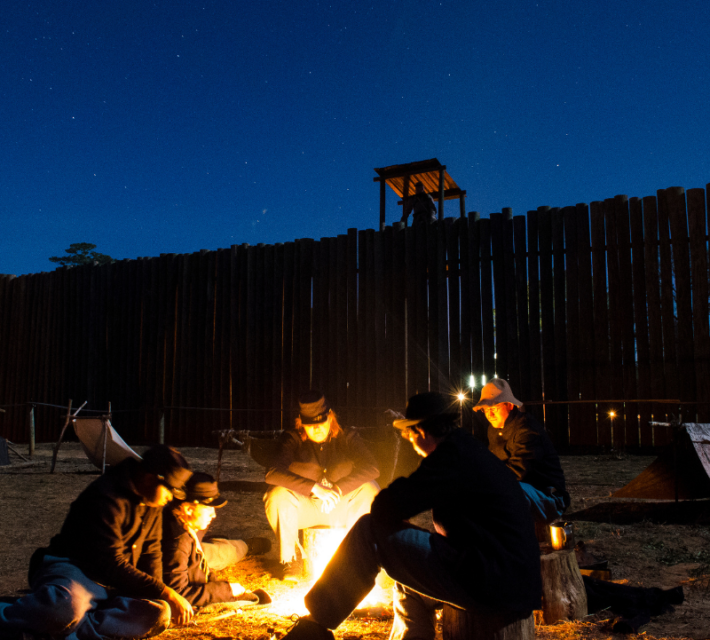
[392,392,459,430]
[140,445,192,500]
[473,378,522,411]
[298,390,331,425]
[182,471,227,507]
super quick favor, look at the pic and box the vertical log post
[50,399,73,474]
[28,404,35,457]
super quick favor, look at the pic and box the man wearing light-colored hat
[474,378,569,524]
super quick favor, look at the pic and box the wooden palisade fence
[0,183,708,450]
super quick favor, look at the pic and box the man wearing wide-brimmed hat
[474,378,569,524]
[0,445,194,639]
[280,391,541,640]
[162,472,270,607]
[264,390,380,582]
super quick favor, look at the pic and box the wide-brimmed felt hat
[141,445,192,501]
[298,389,331,425]
[392,392,459,430]
[182,471,227,507]
[473,378,522,411]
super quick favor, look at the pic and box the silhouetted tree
[49,243,113,268]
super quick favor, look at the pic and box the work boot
[281,559,303,582]
[281,617,334,640]
[245,537,272,556]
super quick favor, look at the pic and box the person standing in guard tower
[401,182,437,226]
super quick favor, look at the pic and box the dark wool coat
[265,427,379,496]
[40,457,166,598]
[162,510,236,606]
[487,408,570,506]
[371,429,542,613]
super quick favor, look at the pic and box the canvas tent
[613,423,710,500]
[72,417,141,471]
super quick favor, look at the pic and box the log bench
[537,548,587,624]
[442,547,587,638]
[443,604,534,640]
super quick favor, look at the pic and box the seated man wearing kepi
[279,391,541,640]
[473,378,570,524]
[264,389,380,582]
[162,471,271,607]
[0,445,194,640]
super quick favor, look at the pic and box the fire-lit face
[404,426,438,457]
[303,415,332,443]
[482,402,513,429]
[180,503,217,531]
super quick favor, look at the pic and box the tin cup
[550,522,575,551]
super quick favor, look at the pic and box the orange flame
[270,528,392,618]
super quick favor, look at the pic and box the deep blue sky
[2,0,709,276]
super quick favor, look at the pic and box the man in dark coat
[280,392,541,640]
[264,390,380,581]
[474,378,569,523]
[162,472,269,607]
[0,445,194,640]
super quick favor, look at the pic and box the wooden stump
[442,604,534,640]
[538,549,587,624]
[301,526,346,579]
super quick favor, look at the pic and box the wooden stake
[50,400,87,473]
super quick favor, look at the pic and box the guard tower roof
[373,158,466,229]
[374,158,463,200]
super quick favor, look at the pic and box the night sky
[2,0,709,276]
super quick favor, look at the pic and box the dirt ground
[1,443,709,640]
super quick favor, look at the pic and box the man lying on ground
[162,471,270,607]
[474,378,570,524]
[0,445,194,640]
[280,391,541,640]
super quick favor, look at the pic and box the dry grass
[2,444,709,639]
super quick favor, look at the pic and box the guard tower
[374,158,467,231]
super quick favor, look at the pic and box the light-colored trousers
[201,538,248,570]
[264,481,379,563]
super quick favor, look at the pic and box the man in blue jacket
[280,392,541,640]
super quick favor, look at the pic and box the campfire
[270,526,393,619]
